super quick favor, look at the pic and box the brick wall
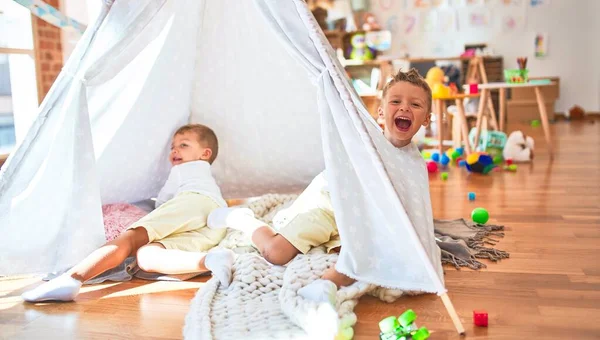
[32,0,63,103]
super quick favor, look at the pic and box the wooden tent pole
[440,292,466,335]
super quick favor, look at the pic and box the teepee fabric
[0,0,444,295]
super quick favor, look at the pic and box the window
[0,0,38,156]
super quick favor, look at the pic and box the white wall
[590,0,600,112]
[367,0,600,112]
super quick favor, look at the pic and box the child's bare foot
[321,267,356,288]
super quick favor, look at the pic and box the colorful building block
[473,310,488,327]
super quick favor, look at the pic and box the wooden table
[468,81,555,156]
[432,93,479,156]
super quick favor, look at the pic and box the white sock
[205,248,235,289]
[21,274,82,302]
[207,207,264,235]
[298,279,338,305]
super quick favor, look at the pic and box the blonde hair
[382,68,432,113]
[174,124,219,164]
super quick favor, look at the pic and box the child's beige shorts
[127,192,226,252]
[274,174,340,254]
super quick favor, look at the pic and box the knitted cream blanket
[183,194,405,340]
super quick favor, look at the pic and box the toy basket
[468,128,507,153]
[504,69,528,83]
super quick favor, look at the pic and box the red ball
[473,310,488,327]
[506,158,513,166]
[427,161,438,173]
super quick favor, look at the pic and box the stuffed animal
[425,67,445,88]
[425,67,452,98]
[349,33,374,60]
[362,13,381,31]
[503,131,534,162]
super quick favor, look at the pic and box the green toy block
[379,316,400,334]
[379,333,406,340]
[440,172,448,181]
[398,309,417,328]
[411,327,431,340]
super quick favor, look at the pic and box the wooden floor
[1,119,599,339]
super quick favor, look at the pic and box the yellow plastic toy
[426,67,452,98]
[425,67,445,87]
[432,83,450,98]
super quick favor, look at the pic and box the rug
[183,194,509,339]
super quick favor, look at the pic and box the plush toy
[426,67,453,98]
[362,12,381,31]
[425,67,445,89]
[349,33,374,61]
[503,131,534,162]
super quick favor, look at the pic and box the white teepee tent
[1,0,463,333]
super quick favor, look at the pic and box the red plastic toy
[505,158,513,166]
[426,161,438,173]
[473,310,488,327]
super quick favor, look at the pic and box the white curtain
[0,0,197,275]
[256,0,445,293]
[189,0,325,198]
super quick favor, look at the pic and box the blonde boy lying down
[207,68,433,304]
[22,124,234,302]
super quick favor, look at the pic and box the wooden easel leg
[435,99,444,156]
[486,94,498,130]
[440,292,466,335]
[477,57,488,83]
[452,113,461,149]
[534,86,554,157]
[455,99,472,155]
[473,89,488,151]
[499,87,506,132]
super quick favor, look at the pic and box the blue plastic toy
[431,153,440,163]
[468,192,476,201]
[440,153,450,166]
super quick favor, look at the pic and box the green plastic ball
[441,172,449,181]
[451,150,460,160]
[471,208,489,224]
[493,155,503,164]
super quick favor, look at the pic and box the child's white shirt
[155,160,226,208]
